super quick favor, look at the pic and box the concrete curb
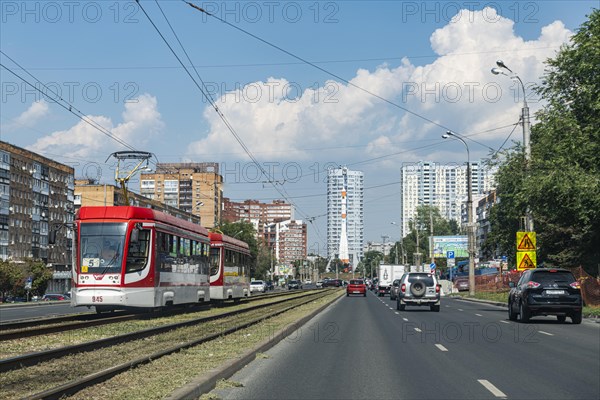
[450,295,507,308]
[166,291,345,400]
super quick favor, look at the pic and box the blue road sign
[447,251,455,259]
[430,263,436,272]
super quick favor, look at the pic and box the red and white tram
[209,232,250,301]
[72,206,211,312]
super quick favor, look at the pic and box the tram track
[0,290,300,341]
[0,290,325,372]
[1,289,339,400]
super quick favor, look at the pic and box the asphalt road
[0,301,93,322]
[211,291,600,400]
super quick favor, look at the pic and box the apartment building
[264,219,307,271]
[222,198,293,234]
[399,161,496,238]
[0,141,74,293]
[327,167,364,267]
[139,162,222,228]
[74,180,201,225]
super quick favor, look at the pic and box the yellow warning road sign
[517,251,537,270]
[516,231,536,251]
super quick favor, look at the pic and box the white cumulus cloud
[27,94,164,160]
[3,99,49,131]
[186,7,572,165]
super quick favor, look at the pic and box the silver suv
[396,272,441,312]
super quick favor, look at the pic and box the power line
[0,51,138,153]
[135,0,317,234]
[16,46,559,71]
[182,0,454,133]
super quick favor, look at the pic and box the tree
[488,10,600,274]
[398,205,459,265]
[308,255,328,277]
[0,259,53,298]
[254,241,275,280]
[360,251,384,278]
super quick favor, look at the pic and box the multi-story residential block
[264,219,307,272]
[363,241,395,257]
[476,190,499,259]
[327,167,364,268]
[222,198,293,235]
[74,180,201,225]
[0,141,74,293]
[139,163,222,228]
[399,161,496,238]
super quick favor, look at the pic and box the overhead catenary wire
[17,46,560,71]
[0,51,137,153]
[182,0,455,134]
[135,0,321,240]
[182,0,513,157]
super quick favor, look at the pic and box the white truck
[377,264,406,296]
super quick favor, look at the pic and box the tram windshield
[79,223,127,274]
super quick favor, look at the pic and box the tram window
[210,247,220,276]
[169,235,178,257]
[126,229,150,273]
[156,232,171,272]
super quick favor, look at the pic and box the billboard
[432,236,468,258]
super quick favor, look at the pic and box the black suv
[508,268,582,324]
[322,279,343,288]
[287,280,302,290]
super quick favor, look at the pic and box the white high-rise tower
[327,167,364,270]
[338,168,350,265]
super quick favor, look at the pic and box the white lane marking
[475,313,483,317]
[414,327,422,332]
[539,331,554,336]
[458,308,464,311]
[394,312,399,315]
[478,379,507,398]
[435,344,448,352]
[445,305,450,308]
[389,307,394,310]
[402,318,409,322]
[500,320,510,324]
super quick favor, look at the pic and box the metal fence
[573,266,600,306]
[471,267,600,306]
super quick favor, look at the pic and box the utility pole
[429,207,435,264]
[443,131,475,296]
[492,61,533,232]
[413,219,422,267]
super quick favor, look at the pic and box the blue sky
[1,1,597,256]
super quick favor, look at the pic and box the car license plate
[353,291,360,293]
[545,290,565,295]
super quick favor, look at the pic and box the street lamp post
[442,131,475,296]
[491,60,533,232]
[417,199,435,264]
[391,222,405,264]
[412,218,422,268]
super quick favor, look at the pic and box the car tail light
[570,281,581,289]
[435,284,441,293]
[401,283,406,292]
[526,281,541,288]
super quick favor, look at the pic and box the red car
[346,279,367,297]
